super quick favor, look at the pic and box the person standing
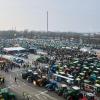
[15,77,17,82]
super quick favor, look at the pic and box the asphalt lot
[0,67,64,100]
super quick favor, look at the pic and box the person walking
[15,77,17,82]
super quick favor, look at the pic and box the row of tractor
[20,48,99,100]
[21,69,97,100]
[22,69,49,86]
[48,56,100,95]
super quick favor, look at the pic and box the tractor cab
[0,88,16,100]
[86,93,95,100]
[63,86,81,100]
[95,84,100,97]
[45,80,58,91]
[35,76,49,87]
[55,83,68,96]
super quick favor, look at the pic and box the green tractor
[86,93,95,100]
[55,84,68,96]
[95,84,100,97]
[63,86,83,100]
[0,88,16,100]
[36,56,49,63]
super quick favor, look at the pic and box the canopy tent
[36,50,47,55]
[3,47,26,54]
[80,47,90,52]
[54,73,74,81]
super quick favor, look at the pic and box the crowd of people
[0,60,21,72]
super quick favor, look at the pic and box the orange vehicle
[35,76,48,87]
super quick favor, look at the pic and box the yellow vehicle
[96,77,100,84]
[35,76,48,87]
[96,80,100,84]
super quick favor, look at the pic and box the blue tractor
[45,80,58,91]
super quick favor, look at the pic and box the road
[0,68,64,100]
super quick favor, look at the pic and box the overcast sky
[0,0,99,32]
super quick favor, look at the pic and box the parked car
[22,70,40,83]
[13,58,24,64]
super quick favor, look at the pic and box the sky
[0,0,100,32]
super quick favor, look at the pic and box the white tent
[36,50,47,55]
[80,47,90,52]
[3,47,25,52]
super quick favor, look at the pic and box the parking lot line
[35,90,48,96]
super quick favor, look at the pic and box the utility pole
[47,11,48,32]
[15,27,16,31]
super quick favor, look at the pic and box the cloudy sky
[0,0,99,32]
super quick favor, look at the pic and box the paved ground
[0,68,64,100]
